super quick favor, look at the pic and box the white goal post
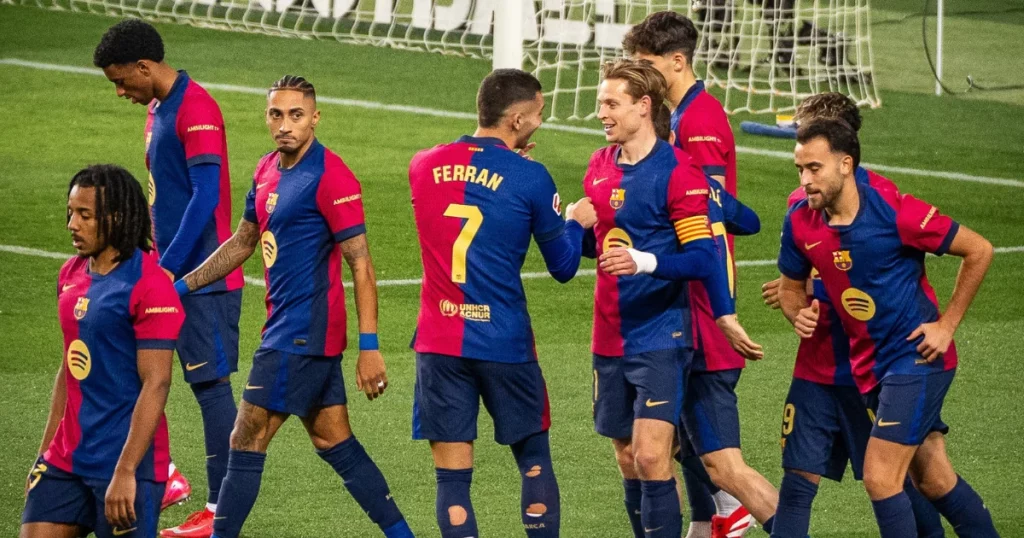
[14,0,882,119]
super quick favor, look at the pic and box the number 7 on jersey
[443,203,483,283]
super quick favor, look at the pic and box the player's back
[671,81,737,196]
[409,136,563,363]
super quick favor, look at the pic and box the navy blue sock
[681,455,721,495]
[212,450,265,538]
[436,468,478,538]
[905,477,944,538]
[641,479,682,538]
[623,479,645,538]
[511,431,560,537]
[682,467,716,523]
[191,379,236,505]
[931,476,998,538]
[872,492,918,538]
[771,471,818,538]
[317,436,409,536]
[763,516,775,533]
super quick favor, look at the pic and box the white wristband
[628,248,658,275]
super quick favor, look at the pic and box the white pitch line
[4,244,1023,289]
[1,58,1021,189]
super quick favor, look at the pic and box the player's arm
[155,163,221,278]
[777,210,818,338]
[908,224,993,362]
[178,216,259,294]
[28,360,67,495]
[535,183,595,283]
[719,188,760,236]
[680,116,729,188]
[341,234,388,400]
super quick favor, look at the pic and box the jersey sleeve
[680,111,730,178]
[316,158,367,243]
[243,179,258,223]
[666,162,713,246]
[778,209,812,280]
[130,272,185,350]
[175,93,226,168]
[895,193,960,255]
[529,165,566,244]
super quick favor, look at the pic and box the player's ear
[136,60,151,78]
[311,109,321,129]
[672,52,686,72]
[509,111,523,133]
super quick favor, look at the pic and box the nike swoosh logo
[644,527,664,533]
[112,527,137,536]
[214,517,226,520]
[62,284,76,292]
[645,399,669,408]
[245,384,264,390]
[915,358,930,365]
[592,177,609,185]
[877,420,901,427]
[257,182,269,189]
[805,241,823,250]
[185,361,208,371]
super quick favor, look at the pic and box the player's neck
[89,246,120,275]
[151,63,181,102]
[279,137,316,169]
[668,70,698,109]
[618,127,658,166]
[825,178,860,225]
[472,127,517,151]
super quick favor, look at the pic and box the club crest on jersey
[73,297,90,320]
[833,250,853,271]
[266,192,279,214]
[609,188,626,210]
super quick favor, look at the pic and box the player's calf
[511,431,560,537]
[770,469,819,538]
[435,468,478,538]
[911,433,999,537]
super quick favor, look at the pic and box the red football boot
[160,508,214,538]
[161,467,192,511]
[711,506,753,538]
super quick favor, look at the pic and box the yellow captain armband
[674,215,713,245]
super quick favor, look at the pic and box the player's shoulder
[321,145,358,182]
[253,150,279,178]
[179,79,224,119]
[589,145,617,168]
[862,168,898,192]
[787,186,807,208]
[59,256,88,283]
[861,177,903,212]
[785,196,813,224]
[686,90,729,126]
[410,142,451,168]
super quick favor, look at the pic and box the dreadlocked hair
[268,75,316,102]
[68,164,152,262]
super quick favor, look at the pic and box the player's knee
[862,467,903,498]
[910,467,957,500]
[612,440,635,474]
[702,453,745,488]
[447,505,469,526]
[631,445,667,478]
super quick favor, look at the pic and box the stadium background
[0,1,1021,535]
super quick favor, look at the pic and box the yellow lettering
[474,168,489,186]
[486,173,504,191]
[432,166,442,184]
[453,164,464,183]
[464,165,477,184]
[443,165,452,183]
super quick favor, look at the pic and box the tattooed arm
[341,234,387,400]
[181,218,260,293]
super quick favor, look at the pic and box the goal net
[14,0,881,120]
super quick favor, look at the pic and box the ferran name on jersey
[266,192,279,214]
[610,188,626,210]
[73,297,90,320]
[833,250,853,271]
[431,164,504,192]
[439,299,491,322]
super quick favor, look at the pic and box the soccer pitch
[1,3,1022,536]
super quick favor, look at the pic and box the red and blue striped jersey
[45,250,183,482]
[584,140,714,357]
[409,136,565,363]
[144,71,243,293]
[788,168,896,386]
[670,81,737,197]
[243,139,366,357]
[779,178,959,393]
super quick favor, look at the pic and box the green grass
[1,4,1023,537]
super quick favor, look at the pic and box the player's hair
[269,75,317,103]
[797,119,861,168]
[795,92,862,133]
[93,19,165,68]
[601,59,669,128]
[476,69,543,128]
[67,165,152,262]
[622,10,699,65]
[654,103,672,142]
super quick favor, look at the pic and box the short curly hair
[794,92,862,133]
[93,19,165,68]
[622,11,699,65]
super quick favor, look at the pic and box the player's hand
[794,299,820,338]
[104,468,137,530]
[566,197,597,229]
[599,248,637,276]
[515,142,537,161]
[907,319,955,363]
[716,314,764,360]
[355,350,388,401]
[761,278,782,309]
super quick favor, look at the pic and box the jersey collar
[153,70,190,110]
[456,135,508,148]
[674,80,705,119]
[277,138,323,172]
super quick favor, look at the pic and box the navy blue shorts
[781,379,872,481]
[863,370,954,446]
[593,348,691,440]
[177,290,242,384]
[680,368,742,456]
[22,457,164,538]
[412,353,550,446]
[242,348,346,418]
